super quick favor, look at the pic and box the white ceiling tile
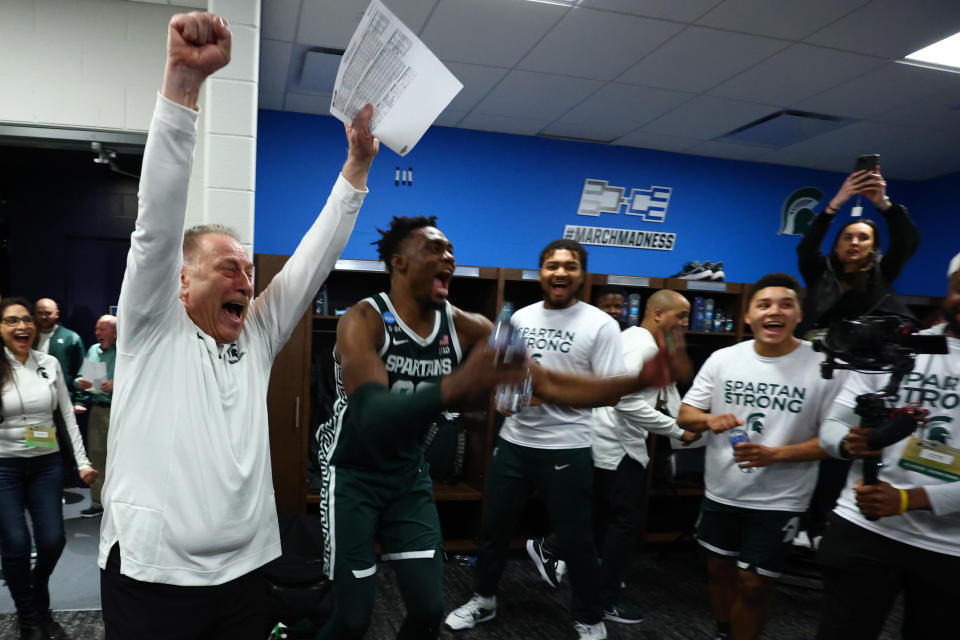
[259,39,293,93]
[613,130,703,152]
[258,90,285,110]
[794,62,959,120]
[473,70,603,120]
[420,0,566,68]
[443,62,509,112]
[296,0,436,48]
[285,91,332,116]
[540,119,639,142]
[685,140,768,161]
[805,0,960,58]
[261,0,300,41]
[873,82,960,131]
[554,83,693,127]
[697,0,869,40]
[617,27,788,93]
[518,8,684,81]
[435,107,469,127]
[176,0,208,8]
[709,44,884,106]
[641,95,774,139]
[580,0,723,23]
[458,112,553,136]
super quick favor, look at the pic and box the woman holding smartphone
[795,160,920,339]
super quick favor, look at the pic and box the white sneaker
[574,621,607,639]
[444,594,497,630]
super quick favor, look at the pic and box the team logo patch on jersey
[383,312,396,325]
[927,416,953,444]
[225,344,246,364]
[747,412,765,434]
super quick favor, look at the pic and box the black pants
[804,458,851,539]
[816,514,960,640]
[473,438,603,625]
[545,455,646,605]
[101,545,268,640]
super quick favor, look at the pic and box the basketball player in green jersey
[316,216,683,640]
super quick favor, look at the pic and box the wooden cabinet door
[254,254,312,515]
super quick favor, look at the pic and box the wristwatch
[877,195,892,211]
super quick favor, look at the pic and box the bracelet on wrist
[898,488,909,514]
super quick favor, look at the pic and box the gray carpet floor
[0,539,903,639]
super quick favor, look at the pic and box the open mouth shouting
[221,299,247,328]
[12,330,32,350]
[760,320,786,340]
[548,278,571,300]
[433,270,453,298]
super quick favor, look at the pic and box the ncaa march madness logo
[564,179,677,251]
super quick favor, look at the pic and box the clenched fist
[162,12,232,110]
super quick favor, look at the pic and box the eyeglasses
[2,316,36,326]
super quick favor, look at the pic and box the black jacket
[796,202,920,337]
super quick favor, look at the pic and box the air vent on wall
[718,110,855,149]
[537,132,617,144]
[298,47,345,93]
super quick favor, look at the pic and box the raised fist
[162,12,231,109]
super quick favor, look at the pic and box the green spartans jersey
[317,292,463,476]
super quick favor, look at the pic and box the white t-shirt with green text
[683,340,844,512]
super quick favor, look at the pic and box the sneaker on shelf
[574,620,608,639]
[80,506,104,518]
[704,261,725,281]
[444,594,497,630]
[526,538,567,588]
[602,601,644,624]
[671,261,713,280]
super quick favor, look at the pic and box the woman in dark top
[796,168,920,338]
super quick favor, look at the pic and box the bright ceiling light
[901,31,960,72]
[524,0,582,7]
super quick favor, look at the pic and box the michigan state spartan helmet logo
[778,187,824,236]
[927,416,953,445]
[747,412,765,434]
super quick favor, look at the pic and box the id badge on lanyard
[898,436,960,482]
[25,424,58,449]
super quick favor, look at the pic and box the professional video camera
[813,315,948,519]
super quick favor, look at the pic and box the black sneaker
[81,506,103,518]
[672,261,713,280]
[703,261,725,281]
[602,602,644,624]
[526,538,567,588]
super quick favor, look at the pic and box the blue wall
[255,110,956,297]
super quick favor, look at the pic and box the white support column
[197,0,261,258]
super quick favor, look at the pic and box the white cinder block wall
[0,0,260,256]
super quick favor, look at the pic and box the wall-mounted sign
[778,187,823,236]
[563,225,676,251]
[577,179,672,223]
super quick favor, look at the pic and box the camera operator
[815,259,960,640]
[796,165,920,546]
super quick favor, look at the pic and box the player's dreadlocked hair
[372,215,438,274]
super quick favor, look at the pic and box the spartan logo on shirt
[747,412,765,434]
[517,327,575,354]
[926,416,953,445]
[893,372,960,410]
[36,366,49,379]
[723,380,807,414]
[225,344,246,365]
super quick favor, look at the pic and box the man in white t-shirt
[98,12,378,638]
[526,289,699,624]
[814,259,960,640]
[447,240,625,640]
[678,273,844,640]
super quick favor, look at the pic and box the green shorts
[695,497,802,578]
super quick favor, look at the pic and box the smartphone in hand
[854,154,879,173]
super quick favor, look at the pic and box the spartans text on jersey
[724,380,807,413]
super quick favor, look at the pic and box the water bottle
[713,309,724,333]
[626,293,641,327]
[725,315,734,333]
[489,303,532,414]
[314,286,328,315]
[693,297,705,332]
[704,298,715,333]
[728,428,754,474]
